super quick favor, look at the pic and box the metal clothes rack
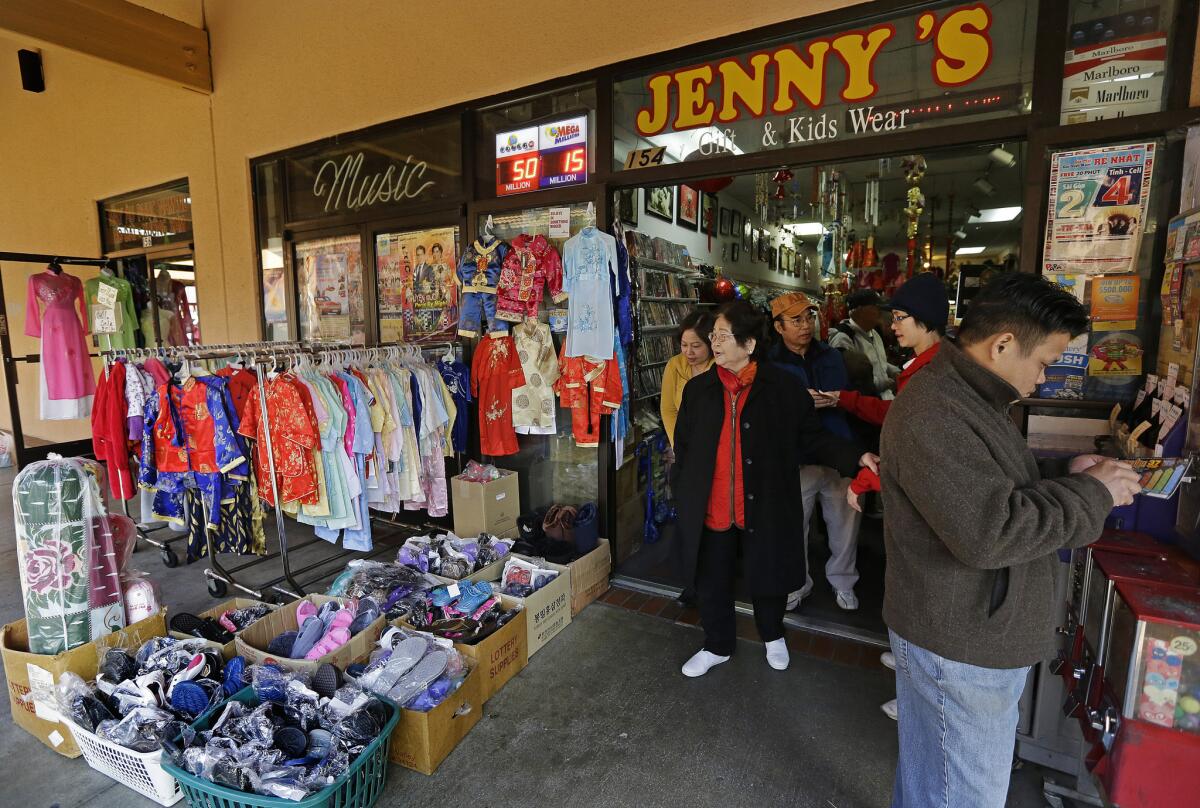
[122,339,450,602]
[0,252,114,467]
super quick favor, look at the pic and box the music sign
[496,115,588,196]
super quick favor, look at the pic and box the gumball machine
[1088,579,1200,806]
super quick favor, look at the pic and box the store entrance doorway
[611,141,1026,643]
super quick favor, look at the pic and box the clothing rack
[0,251,115,468]
[109,339,451,602]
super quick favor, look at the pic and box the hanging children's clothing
[84,271,139,351]
[91,361,135,501]
[25,268,96,420]
[238,373,320,508]
[562,227,619,359]
[612,222,634,349]
[438,356,471,453]
[554,341,623,448]
[471,333,526,456]
[457,237,508,337]
[511,319,560,435]
[496,234,565,323]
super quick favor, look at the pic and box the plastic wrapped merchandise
[98,705,178,752]
[120,568,161,624]
[12,455,126,653]
[55,671,114,732]
[500,555,559,597]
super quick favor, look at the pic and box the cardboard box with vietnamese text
[503,557,571,657]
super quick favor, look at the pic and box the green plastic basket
[161,687,399,808]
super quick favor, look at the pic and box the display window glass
[1061,0,1176,125]
[100,180,193,253]
[283,116,462,223]
[255,160,291,342]
[475,83,596,199]
[296,234,366,344]
[375,226,461,344]
[475,202,600,514]
[612,0,1036,170]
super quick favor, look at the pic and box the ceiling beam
[0,0,211,93]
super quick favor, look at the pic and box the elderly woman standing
[672,300,872,676]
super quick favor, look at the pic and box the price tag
[96,281,118,308]
[622,146,667,170]
[142,235,153,248]
[447,583,461,598]
[93,308,118,334]
[1170,636,1198,656]
[548,207,571,239]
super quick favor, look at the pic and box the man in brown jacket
[880,273,1141,808]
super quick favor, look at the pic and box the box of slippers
[169,598,276,660]
[235,595,384,675]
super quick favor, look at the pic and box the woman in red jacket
[810,273,947,509]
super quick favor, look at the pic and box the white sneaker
[881,699,898,721]
[681,650,730,678]
[881,651,896,670]
[785,588,809,611]
[836,590,859,610]
[765,638,790,670]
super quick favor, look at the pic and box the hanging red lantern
[683,149,734,193]
[713,276,735,301]
[770,184,787,201]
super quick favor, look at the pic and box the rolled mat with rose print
[13,457,125,655]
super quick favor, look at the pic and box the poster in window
[1043,142,1155,275]
[263,268,287,324]
[1090,274,1140,330]
[296,234,363,343]
[1088,330,1144,379]
[375,227,459,343]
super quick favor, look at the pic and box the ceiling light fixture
[988,147,1016,168]
[968,206,1021,223]
[956,246,986,255]
[785,222,825,236]
[973,177,996,196]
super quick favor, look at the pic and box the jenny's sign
[619,2,1027,160]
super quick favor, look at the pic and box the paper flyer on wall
[1088,330,1144,379]
[1090,274,1140,330]
[1036,273,1089,399]
[375,227,459,343]
[1043,142,1155,275]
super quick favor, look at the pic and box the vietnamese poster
[1043,142,1155,275]
[375,227,458,343]
[296,235,362,343]
[1090,274,1140,330]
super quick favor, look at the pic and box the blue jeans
[890,630,1030,808]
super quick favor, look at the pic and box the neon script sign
[634,4,995,142]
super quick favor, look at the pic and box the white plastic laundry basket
[62,717,183,806]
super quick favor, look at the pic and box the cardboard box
[1,610,167,757]
[235,595,383,674]
[454,598,527,703]
[388,664,483,775]
[502,557,572,657]
[169,597,276,660]
[451,469,519,538]
[569,538,612,615]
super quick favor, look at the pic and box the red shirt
[470,334,526,456]
[705,362,757,531]
[845,342,941,495]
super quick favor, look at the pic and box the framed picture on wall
[719,207,731,236]
[701,192,719,235]
[645,186,674,222]
[730,210,741,241]
[757,231,769,263]
[731,242,740,262]
[769,245,778,270]
[677,184,699,229]
[743,219,752,251]
[617,189,638,226]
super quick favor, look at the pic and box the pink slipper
[295,600,318,626]
[305,608,355,659]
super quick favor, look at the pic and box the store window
[255,161,290,341]
[475,83,596,199]
[475,202,600,513]
[375,226,461,343]
[100,179,192,253]
[612,0,1036,169]
[295,234,366,344]
[1061,0,1175,125]
[282,115,462,223]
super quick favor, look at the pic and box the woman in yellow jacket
[661,309,714,447]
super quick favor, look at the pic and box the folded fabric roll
[573,502,599,554]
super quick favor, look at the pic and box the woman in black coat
[673,300,871,677]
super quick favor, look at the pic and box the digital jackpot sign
[495,115,588,196]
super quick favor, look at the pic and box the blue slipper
[348,598,381,636]
[289,617,325,659]
[266,631,298,657]
[222,656,247,696]
[170,680,212,717]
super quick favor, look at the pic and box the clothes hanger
[48,257,63,275]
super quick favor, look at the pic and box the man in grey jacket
[880,273,1141,808]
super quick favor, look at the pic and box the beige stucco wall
[0,0,855,441]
